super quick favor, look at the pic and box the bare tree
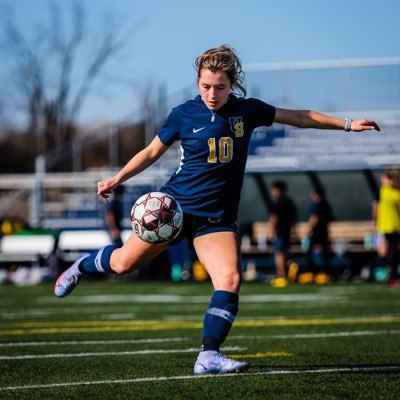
[2,2,133,162]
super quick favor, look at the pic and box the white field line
[100,313,136,320]
[0,305,206,319]
[231,329,400,340]
[0,303,345,319]
[161,315,203,321]
[1,329,399,348]
[0,346,244,361]
[1,365,400,392]
[0,337,190,347]
[36,293,342,304]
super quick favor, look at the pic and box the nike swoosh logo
[193,127,205,133]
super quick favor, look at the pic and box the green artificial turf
[0,280,399,399]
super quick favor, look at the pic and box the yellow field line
[1,315,399,336]
[235,316,400,327]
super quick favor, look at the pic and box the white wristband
[344,118,353,132]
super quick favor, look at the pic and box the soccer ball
[130,192,183,244]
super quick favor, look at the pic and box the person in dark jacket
[268,180,297,287]
[299,187,333,284]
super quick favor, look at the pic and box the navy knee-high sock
[78,245,118,274]
[202,290,239,352]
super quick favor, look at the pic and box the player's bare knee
[224,271,242,293]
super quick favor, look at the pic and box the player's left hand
[351,119,381,132]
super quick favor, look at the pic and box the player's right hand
[97,178,117,202]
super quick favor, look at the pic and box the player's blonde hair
[194,45,247,97]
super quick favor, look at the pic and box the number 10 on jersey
[207,137,233,163]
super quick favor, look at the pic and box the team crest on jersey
[229,117,244,137]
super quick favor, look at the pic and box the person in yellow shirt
[374,168,400,288]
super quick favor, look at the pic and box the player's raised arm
[97,135,169,202]
[274,108,381,132]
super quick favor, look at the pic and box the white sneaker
[54,253,89,298]
[193,351,249,374]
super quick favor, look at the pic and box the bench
[241,220,378,278]
[247,220,376,255]
[57,229,132,262]
[0,234,56,265]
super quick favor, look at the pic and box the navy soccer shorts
[171,213,238,246]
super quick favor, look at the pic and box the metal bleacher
[246,114,400,173]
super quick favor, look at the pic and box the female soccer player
[55,45,380,374]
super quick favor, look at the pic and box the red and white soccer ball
[130,192,183,244]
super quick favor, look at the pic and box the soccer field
[0,281,399,399]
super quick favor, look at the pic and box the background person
[267,180,297,288]
[54,45,380,375]
[373,168,400,288]
[299,187,333,284]
[105,185,125,247]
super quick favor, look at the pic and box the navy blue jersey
[158,94,276,220]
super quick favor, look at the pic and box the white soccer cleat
[193,351,249,374]
[54,253,89,298]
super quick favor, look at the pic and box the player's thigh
[193,231,242,293]
[110,232,168,273]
